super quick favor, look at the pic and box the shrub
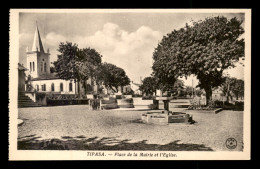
[102,103,118,109]
[188,99,216,110]
[142,95,156,100]
[109,97,117,102]
[45,94,81,100]
[124,89,134,95]
[115,95,122,99]
[132,94,142,97]
[234,101,244,111]
[47,99,88,106]
[101,99,117,104]
[36,92,46,101]
[214,100,224,107]
[176,96,189,99]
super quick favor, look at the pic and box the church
[24,24,98,95]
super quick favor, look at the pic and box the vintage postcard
[9,9,251,160]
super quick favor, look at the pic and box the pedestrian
[92,95,98,110]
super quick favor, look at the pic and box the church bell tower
[26,23,50,79]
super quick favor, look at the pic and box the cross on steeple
[32,21,45,53]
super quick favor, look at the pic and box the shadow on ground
[18,135,213,151]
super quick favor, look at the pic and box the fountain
[141,97,192,125]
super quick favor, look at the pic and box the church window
[36,85,39,91]
[69,82,73,92]
[51,83,55,91]
[30,62,32,71]
[42,84,46,91]
[60,83,63,92]
[44,63,47,72]
[33,62,35,72]
[40,62,43,72]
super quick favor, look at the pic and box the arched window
[30,62,32,71]
[42,84,46,91]
[35,85,39,91]
[44,63,47,72]
[33,62,35,72]
[40,62,43,72]
[60,83,63,92]
[51,83,55,91]
[69,82,73,92]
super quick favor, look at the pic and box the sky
[19,11,245,86]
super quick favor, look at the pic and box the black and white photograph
[9,9,251,160]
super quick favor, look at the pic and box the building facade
[24,24,79,95]
[18,63,27,92]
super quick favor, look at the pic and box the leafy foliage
[221,76,244,101]
[171,79,185,96]
[152,16,244,104]
[139,76,157,95]
[53,42,102,96]
[36,92,46,101]
[185,86,193,97]
[54,42,102,82]
[50,66,56,73]
[231,79,244,100]
[195,88,203,97]
[53,42,80,81]
[98,63,130,92]
[76,47,102,82]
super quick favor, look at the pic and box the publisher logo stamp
[226,138,237,149]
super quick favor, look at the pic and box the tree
[151,70,177,94]
[50,66,56,73]
[172,79,185,96]
[53,42,102,96]
[221,76,236,102]
[53,42,79,81]
[185,86,193,97]
[152,16,244,105]
[76,47,102,82]
[139,76,157,96]
[221,77,244,101]
[232,79,244,100]
[98,63,130,93]
[195,88,203,97]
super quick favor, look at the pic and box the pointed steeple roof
[32,23,44,53]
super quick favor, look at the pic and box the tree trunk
[109,85,117,93]
[226,93,229,103]
[205,87,212,106]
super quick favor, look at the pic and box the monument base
[141,111,192,125]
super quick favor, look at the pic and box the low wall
[117,98,134,108]
[25,92,36,102]
[186,108,223,114]
[141,112,190,124]
[141,113,168,125]
[86,95,94,99]
[124,95,132,98]
[133,98,153,105]
[37,96,47,106]
[47,99,89,106]
[100,98,118,109]
[168,114,190,123]
[132,98,156,109]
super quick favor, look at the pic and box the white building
[25,24,78,94]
